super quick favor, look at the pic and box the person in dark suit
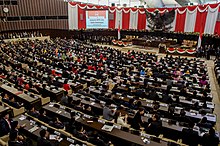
[161,93,173,104]
[27,106,39,118]
[176,109,192,126]
[131,108,145,130]
[197,117,212,129]
[181,123,199,146]
[40,84,49,98]
[146,114,162,136]
[37,129,52,146]
[49,117,64,129]
[8,131,27,146]
[38,109,52,123]
[148,89,159,101]
[72,124,89,141]
[202,128,219,146]
[8,96,22,109]
[1,92,9,104]
[10,121,25,141]
[0,112,11,136]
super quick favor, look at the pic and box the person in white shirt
[114,112,129,127]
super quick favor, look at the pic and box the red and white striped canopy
[68,2,220,35]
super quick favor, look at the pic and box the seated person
[49,117,64,129]
[103,101,116,121]
[181,123,199,146]
[1,92,9,103]
[37,129,55,146]
[27,106,39,118]
[202,128,219,146]
[10,121,26,143]
[73,100,83,111]
[179,86,187,97]
[149,103,160,115]
[0,112,12,136]
[146,114,162,136]
[88,131,112,146]
[161,93,173,104]
[114,112,129,127]
[197,117,212,129]
[191,101,200,111]
[165,106,175,119]
[148,89,159,101]
[199,76,208,86]
[16,75,24,87]
[199,102,212,114]
[8,96,22,108]
[39,84,49,98]
[131,108,145,130]
[123,98,136,109]
[177,109,192,125]
[63,79,71,91]
[73,124,89,141]
[52,78,62,88]
[38,109,52,123]
[60,91,68,105]
[8,131,27,146]
[83,104,95,116]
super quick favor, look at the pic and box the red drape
[175,8,187,32]
[137,10,146,30]
[109,7,116,29]
[122,8,130,29]
[78,5,86,29]
[214,8,220,34]
[194,7,207,34]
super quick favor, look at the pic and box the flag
[197,33,202,48]
[118,21,120,40]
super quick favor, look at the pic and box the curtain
[194,7,207,34]
[129,10,138,29]
[68,3,78,29]
[122,8,130,29]
[214,8,220,34]
[78,5,86,29]
[175,8,187,32]
[137,10,146,30]
[204,6,219,34]
[115,9,123,29]
[184,8,197,32]
[109,8,116,29]
[170,9,177,31]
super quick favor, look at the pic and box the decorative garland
[166,48,196,54]
[112,40,132,47]
[69,2,220,14]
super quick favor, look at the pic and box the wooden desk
[14,115,90,146]
[0,106,12,116]
[43,104,169,146]
[0,84,41,109]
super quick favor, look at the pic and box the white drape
[184,9,197,32]
[170,10,177,31]
[68,3,78,29]
[115,9,123,29]
[204,6,219,34]
[146,18,150,30]
[129,11,138,29]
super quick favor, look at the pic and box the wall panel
[0,0,68,31]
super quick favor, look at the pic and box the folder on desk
[28,126,39,133]
[101,125,114,132]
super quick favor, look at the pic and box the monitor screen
[86,10,109,29]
